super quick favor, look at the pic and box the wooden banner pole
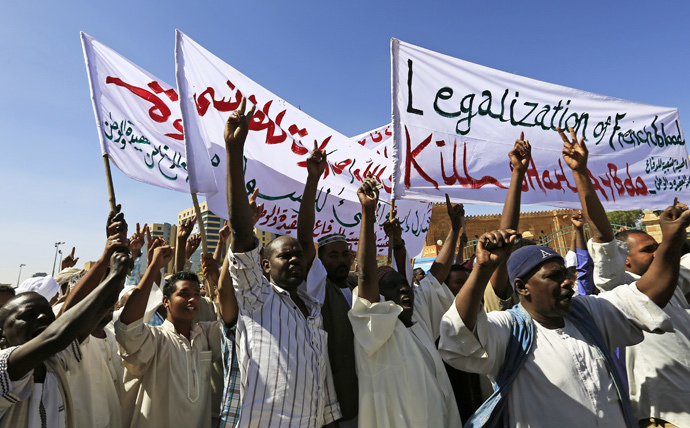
[191,193,209,255]
[386,198,396,266]
[103,155,117,212]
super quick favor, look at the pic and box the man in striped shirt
[224,99,340,427]
[297,141,359,427]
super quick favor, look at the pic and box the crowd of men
[2,98,690,428]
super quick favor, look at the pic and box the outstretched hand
[146,234,165,267]
[509,132,532,174]
[105,209,129,256]
[61,247,79,270]
[571,210,585,229]
[185,234,202,260]
[249,188,264,226]
[106,204,123,237]
[306,140,328,178]
[218,220,230,244]
[224,97,257,148]
[178,216,196,240]
[475,229,517,269]
[357,177,379,209]
[151,246,175,271]
[105,232,128,256]
[129,223,148,257]
[201,253,220,283]
[659,200,690,245]
[559,126,588,173]
[383,209,403,247]
[109,252,134,279]
[445,193,465,231]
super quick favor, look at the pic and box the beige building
[425,204,586,260]
[179,201,222,255]
[423,204,675,262]
[149,222,176,273]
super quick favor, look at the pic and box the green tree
[606,210,643,227]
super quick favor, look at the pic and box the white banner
[391,39,689,210]
[82,32,204,192]
[175,31,431,255]
[351,123,392,154]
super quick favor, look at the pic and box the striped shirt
[227,245,341,427]
[216,323,240,428]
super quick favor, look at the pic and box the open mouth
[399,295,413,309]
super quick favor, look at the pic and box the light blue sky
[1,1,689,283]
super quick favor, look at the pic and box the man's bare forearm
[358,206,379,303]
[297,174,320,266]
[227,146,256,252]
[572,171,614,243]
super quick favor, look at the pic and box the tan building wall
[425,204,579,258]
[255,228,276,248]
[178,202,222,256]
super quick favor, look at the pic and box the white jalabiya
[439,282,672,428]
[114,318,222,428]
[348,275,461,428]
[66,328,124,428]
[588,239,690,428]
[0,341,82,428]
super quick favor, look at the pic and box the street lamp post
[52,242,64,277]
[16,264,25,287]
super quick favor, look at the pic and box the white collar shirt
[66,328,123,428]
[227,244,341,427]
[439,282,672,428]
[348,274,461,428]
[587,238,690,427]
[114,317,222,428]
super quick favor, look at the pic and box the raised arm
[571,210,587,251]
[637,203,690,307]
[185,234,201,263]
[119,246,174,325]
[490,133,531,299]
[455,218,468,265]
[559,126,615,243]
[58,208,129,317]
[129,223,147,261]
[174,216,196,273]
[383,209,409,277]
[144,226,163,286]
[61,247,79,270]
[571,210,596,296]
[225,98,258,253]
[200,251,218,302]
[8,252,132,381]
[297,141,328,270]
[356,178,381,303]
[214,221,230,264]
[429,194,464,283]
[216,253,238,325]
[454,230,516,330]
